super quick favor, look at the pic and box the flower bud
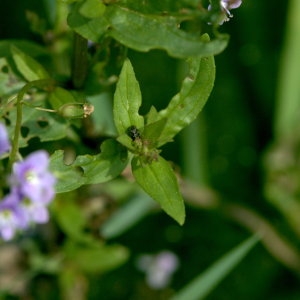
[57,103,94,119]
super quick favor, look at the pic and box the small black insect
[126,125,141,141]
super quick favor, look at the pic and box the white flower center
[25,170,39,185]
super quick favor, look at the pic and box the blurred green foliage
[1,0,300,299]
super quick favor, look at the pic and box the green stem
[8,86,27,170]
[177,59,209,185]
[8,79,55,170]
[71,33,88,89]
[181,115,209,185]
[274,0,300,138]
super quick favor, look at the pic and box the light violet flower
[136,251,179,289]
[0,123,11,156]
[0,193,27,241]
[11,151,56,204]
[1,151,56,241]
[19,198,50,224]
[208,0,242,24]
[221,0,242,17]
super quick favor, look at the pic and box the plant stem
[71,33,88,89]
[274,0,300,138]
[181,115,209,185]
[8,85,26,170]
[8,79,55,169]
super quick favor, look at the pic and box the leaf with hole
[68,4,228,58]
[6,105,68,148]
[50,139,128,193]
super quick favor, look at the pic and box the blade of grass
[275,0,300,137]
[172,234,260,300]
[101,193,156,239]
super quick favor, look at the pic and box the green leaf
[145,105,159,124]
[142,118,167,149]
[132,155,185,225]
[105,6,228,58]
[64,241,129,273]
[156,54,215,147]
[49,86,77,111]
[171,235,260,300]
[50,139,128,193]
[42,0,57,26]
[50,150,85,193]
[0,40,48,58]
[88,93,117,136]
[113,58,144,135]
[79,0,106,18]
[67,2,109,45]
[116,133,136,151]
[10,46,50,81]
[274,0,300,137]
[6,105,68,148]
[0,58,24,100]
[53,198,94,244]
[114,0,199,14]
[68,5,228,58]
[72,139,128,184]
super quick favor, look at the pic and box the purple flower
[19,198,50,224]
[208,0,242,24]
[136,251,179,289]
[1,150,56,241]
[0,123,11,156]
[221,0,242,16]
[0,193,27,241]
[11,151,56,204]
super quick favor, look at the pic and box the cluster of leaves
[63,0,222,224]
[0,0,260,299]
[1,0,224,225]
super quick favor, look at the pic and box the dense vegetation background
[1,0,300,299]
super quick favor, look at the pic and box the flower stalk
[8,79,55,170]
